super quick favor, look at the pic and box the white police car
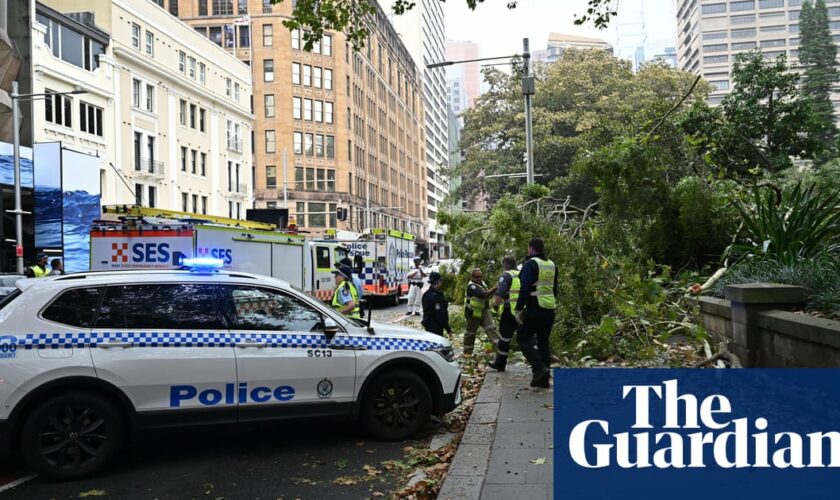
[0,262,460,480]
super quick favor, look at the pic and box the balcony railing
[134,157,164,176]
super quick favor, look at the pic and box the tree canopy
[799,0,839,158]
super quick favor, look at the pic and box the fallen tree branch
[646,74,702,138]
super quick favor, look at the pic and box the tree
[451,50,708,205]
[798,0,839,158]
[681,50,824,175]
[275,0,615,50]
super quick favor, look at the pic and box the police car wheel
[360,370,432,441]
[20,392,125,481]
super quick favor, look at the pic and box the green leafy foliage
[680,51,826,175]
[799,0,839,158]
[711,257,840,318]
[730,182,840,265]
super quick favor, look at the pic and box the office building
[390,0,450,258]
[674,0,830,106]
[445,40,480,108]
[175,0,427,239]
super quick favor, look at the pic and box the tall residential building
[40,0,254,218]
[175,0,427,239]
[447,70,468,117]
[391,0,450,258]
[544,33,613,63]
[674,0,828,107]
[445,40,480,108]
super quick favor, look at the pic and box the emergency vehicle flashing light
[181,257,225,271]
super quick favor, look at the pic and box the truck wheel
[21,392,125,481]
[391,293,400,306]
[360,370,432,441]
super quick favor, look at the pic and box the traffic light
[336,207,348,221]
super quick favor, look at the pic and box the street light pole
[522,38,535,185]
[11,81,24,274]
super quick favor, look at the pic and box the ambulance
[322,228,416,304]
[90,206,347,301]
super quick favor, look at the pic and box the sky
[443,0,677,62]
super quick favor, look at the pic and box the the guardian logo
[556,369,840,500]
[568,379,840,469]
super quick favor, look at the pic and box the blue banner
[554,369,840,500]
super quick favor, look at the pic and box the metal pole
[282,148,287,207]
[11,81,24,274]
[522,38,535,185]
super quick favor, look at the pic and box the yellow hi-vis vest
[29,265,46,277]
[332,281,361,318]
[465,280,489,319]
[529,257,556,310]
[495,270,521,314]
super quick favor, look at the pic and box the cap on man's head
[37,252,48,260]
[332,264,352,280]
[413,256,421,262]
[428,271,442,284]
[337,257,353,268]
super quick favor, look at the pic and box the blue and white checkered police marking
[9,332,444,352]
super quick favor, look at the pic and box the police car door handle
[329,344,368,351]
[236,341,268,348]
[98,340,133,349]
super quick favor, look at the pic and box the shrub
[711,257,840,318]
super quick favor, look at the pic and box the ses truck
[322,228,415,303]
[90,206,347,301]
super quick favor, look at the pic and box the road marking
[0,474,36,493]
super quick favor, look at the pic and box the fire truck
[89,206,347,302]
[322,228,416,304]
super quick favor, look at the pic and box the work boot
[488,358,506,372]
[529,368,550,388]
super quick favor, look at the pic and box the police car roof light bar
[181,257,225,273]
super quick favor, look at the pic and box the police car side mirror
[323,317,339,340]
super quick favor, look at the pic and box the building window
[264,59,274,82]
[134,132,142,170]
[325,102,333,124]
[313,67,322,88]
[234,82,240,101]
[324,68,333,90]
[326,135,335,158]
[199,0,208,15]
[200,152,207,176]
[198,63,206,84]
[263,24,273,46]
[179,99,186,125]
[314,100,322,122]
[145,83,154,111]
[758,0,783,8]
[226,77,232,97]
[265,94,275,117]
[131,23,140,48]
[309,203,326,227]
[182,192,189,212]
[189,57,196,79]
[709,80,730,91]
[266,165,277,188]
[199,108,206,132]
[292,63,301,84]
[305,133,313,156]
[132,79,141,107]
[189,104,196,128]
[701,3,726,14]
[191,149,197,174]
[147,186,156,208]
[291,28,300,49]
[213,0,233,15]
[44,90,72,128]
[202,196,208,214]
[179,51,186,72]
[303,65,311,86]
[294,132,303,154]
[303,98,312,120]
[145,30,154,55]
[181,146,187,171]
[323,35,332,56]
[315,134,324,157]
[265,130,276,153]
[79,101,103,136]
[135,183,143,204]
[731,1,755,11]
[703,43,728,52]
[293,97,302,119]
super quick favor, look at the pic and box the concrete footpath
[438,365,554,499]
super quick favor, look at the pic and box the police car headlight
[433,346,455,362]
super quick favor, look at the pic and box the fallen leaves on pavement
[78,490,107,498]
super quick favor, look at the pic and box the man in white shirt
[405,257,425,316]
